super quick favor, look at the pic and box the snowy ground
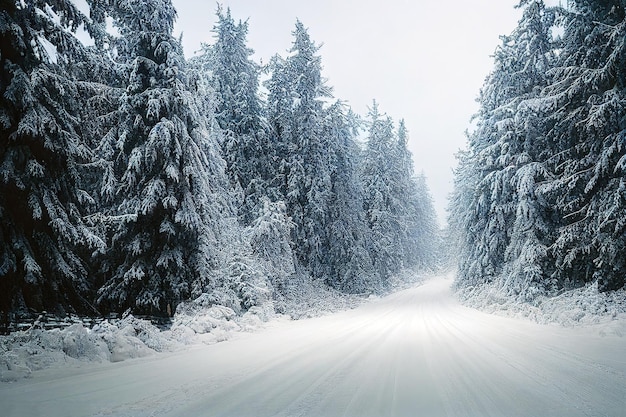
[1,274,625,417]
[457,278,626,331]
[0,274,368,383]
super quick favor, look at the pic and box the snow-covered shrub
[227,254,272,311]
[173,295,240,335]
[61,324,109,361]
[91,320,156,363]
[116,315,173,352]
[249,198,296,291]
[457,278,626,329]
[0,324,110,381]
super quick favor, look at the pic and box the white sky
[172,0,528,226]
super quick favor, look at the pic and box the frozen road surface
[1,275,625,417]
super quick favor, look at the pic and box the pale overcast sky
[172,0,530,226]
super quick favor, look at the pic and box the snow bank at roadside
[0,303,276,383]
[457,280,626,336]
[273,280,364,320]
[0,271,428,383]
[388,269,431,291]
[0,287,362,382]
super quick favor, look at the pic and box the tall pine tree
[190,6,270,224]
[0,0,105,318]
[543,0,626,291]
[451,0,559,298]
[323,103,378,292]
[266,21,334,281]
[96,0,232,315]
[395,120,440,270]
[361,102,404,284]
[452,0,626,298]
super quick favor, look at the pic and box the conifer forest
[1,0,626,326]
[0,0,441,323]
[450,0,626,299]
[2,2,626,415]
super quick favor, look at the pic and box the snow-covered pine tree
[0,0,105,317]
[412,173,441,269]
[96,0,233,315]
[322,103,379,293]
[264,53,293,202]
[495,0,558,299]
[542,0,626,291]
[249,198,296,292]
[394,120,440,270]
[451,0,558,298]
[265,21,334,281]
[453,0,626,297]
[71,3,128,229]
[361,102,405,284]
[448,148,484,286]
[264,21,386,292]
[285,21,334,282]
[190,6,270,224]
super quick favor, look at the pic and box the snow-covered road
[2,275,625,417]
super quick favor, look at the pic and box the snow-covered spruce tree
[496,0,559,299]
[264,53,292,202]
[264,21,384,292]
[0,0,106,317]
[360,102,406,284]
[265,21,334,281]
[394,120,440,270]
[541,0,626,292]
[448,146,484,283]
[190,6,271,224]
[74,3,128,224]
[451,0,559,298]
[448,148,483,283]
[285,21,333,283]
[96,0,233,316]
[322,103,379,293]
[415,173,441,268]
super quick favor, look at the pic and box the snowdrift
[457,279,626,336]
[0,305,274,383]
[0,274,372,383]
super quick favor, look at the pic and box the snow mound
[0,302,277,382]
[0,272,427,382]
[273,277,364,320]
[0,315,174,381]
[0,324,108,382]
[61,324,110,361]
[457,279,626,333]
[92,318,161,363]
